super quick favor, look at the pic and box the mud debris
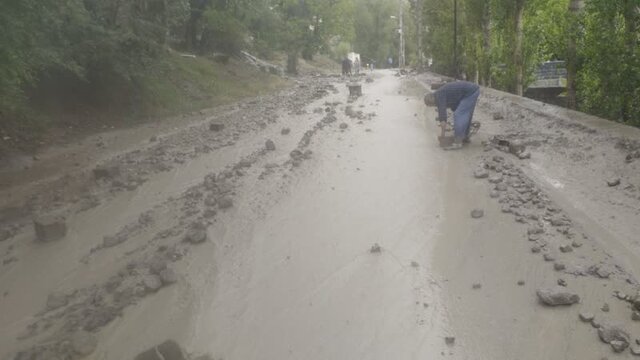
[33,214,67,242]
[370,243,381,253]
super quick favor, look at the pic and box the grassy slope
[0,52,290,154]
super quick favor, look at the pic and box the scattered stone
[579,312,594,322]
[489,191,500,198]
[531,246,541,253]
[517,280,525,286]
[495,183,508,191]
[598,324,630,348]
[410,261,419,268]
[571,241,583,248]
[607,178,621,187]
[46,292,68,311]
[218,196,233,209]
[184,223,207,244]
[281,128,291,135]
[339,123,348,130]
[265,139,276,151]
[631,346,640,356]
[554,262,566,271]
[527,226,544,235]
[159,268,178,285]
[470,209,484,218]
[536,287,580,306]
[33,215,67,242]
[543,253,555,262]
[150,136,158,142]
[493,112,504,120]
[632,311,640,321]
[445,336,455,345]
[473,168,489,179]
[557,278,567,287]
[143,275,162,293]
[610,340,628,353]
[559,244,573,253]
[370,243,381,253]
[472,283,482,289]
[601,303,610,312]
[209,123,224,132]
[71,331,98,356]
[134,340,188,360]
[488,175,503,184]
[517,151,531,160]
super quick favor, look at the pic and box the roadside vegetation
[419,0,640,126]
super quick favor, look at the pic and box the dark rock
[143,275,162,293]
[266,139,276,151]
[218,196,233,209]
[103,234,126,248]
[34,215,67,242]
[159,268,178,285]
[559,244,573,253]
[473,168,489,179]
[472,283,482,289]
[134,340,188,360]
[209,123,224,132]
[470,209,484,218]
[536,287,580,306]
[184,223,207,244]
[607,178,621,187]
[517,280,525,286]
[93,165,120,179]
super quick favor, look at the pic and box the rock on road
[2,70,640,360]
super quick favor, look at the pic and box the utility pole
[453,0,458,78]
[399,0,405,68]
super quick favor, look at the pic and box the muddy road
[1,70,640,359]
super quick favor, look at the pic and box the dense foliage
[420,0,640,125]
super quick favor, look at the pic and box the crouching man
[424,81,480,150]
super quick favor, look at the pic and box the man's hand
[440,121,447,137]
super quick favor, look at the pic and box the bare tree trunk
[416,0,424,70]
[513,0,525,96]
[287,51,299,75]
[621,0,638,121]
[566,0,583,109]
[481,1,491,86]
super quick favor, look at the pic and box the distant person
[388,57,393,68]
[342,57,352,76]
[423,81,480,150]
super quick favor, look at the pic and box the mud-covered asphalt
[1,70,640,360]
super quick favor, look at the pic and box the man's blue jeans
[453,88,480,139]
